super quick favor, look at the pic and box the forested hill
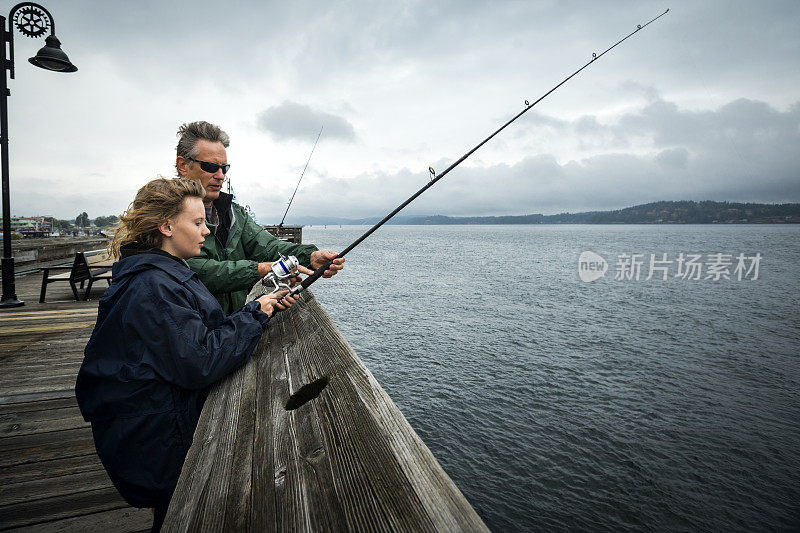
[552,201,799,224]
[397,201,800,225]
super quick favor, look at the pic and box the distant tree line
[52,213,120,230]
[94,215,120,228]
[544,201,799,224]
[396,201,800,225]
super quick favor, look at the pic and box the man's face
[177,139,228,204]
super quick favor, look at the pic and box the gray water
[304,224,800,532]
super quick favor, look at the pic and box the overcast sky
[6,0,799,221]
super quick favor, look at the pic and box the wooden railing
[163,288,487,532]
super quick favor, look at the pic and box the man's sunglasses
[187,157,230,175]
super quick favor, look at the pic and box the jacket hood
[111,250,195,285]
[119,241,159,259]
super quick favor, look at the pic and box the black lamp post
[1,2,76,308]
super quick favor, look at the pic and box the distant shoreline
[289,201,800,226]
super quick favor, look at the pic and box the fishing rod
[279,125,324,228]
[271,8,670,301]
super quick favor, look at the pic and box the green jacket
[185,192,317,314]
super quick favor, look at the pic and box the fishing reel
[261,255,300,293]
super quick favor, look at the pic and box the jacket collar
[120,243,185,264]
[209,191,241,250]
[212,191,233,215]
[113,249,195,283]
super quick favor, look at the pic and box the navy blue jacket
[75,250,269,508]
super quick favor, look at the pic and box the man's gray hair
[175,121,230,174]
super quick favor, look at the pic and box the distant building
[2,215,55,238]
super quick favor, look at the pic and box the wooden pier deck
[0,272,151,531]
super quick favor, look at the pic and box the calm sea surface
[303,224,799,532]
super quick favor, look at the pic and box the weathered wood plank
[3,506,152,533]
[0,320,96,336]
[190,355,247,529]
[0,311,95,326]
[0,405,86,438]
[0,339,87,354]
[0,390,76,405]
[0,353,84,370]
[0,396,77,415]
[221,351,258,531]
[0,486,129,530]
[0,467,112,506]
[0,453,104,486]
[0,378,80,399]
[281,307,348,531]
[0,427,95,467]
[0,360,81,376]
[0,363,81,379]
[267,319,301,532]
[0,339,88,363]
[163,290,488,532]
[250,332,278,531]
[3,347,85,359]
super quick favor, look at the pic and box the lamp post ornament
[1,2,76,308]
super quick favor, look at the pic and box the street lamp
[1,2,76,308]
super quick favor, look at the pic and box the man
[175,121,343,314]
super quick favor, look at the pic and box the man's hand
[306,250,345,278]
[257,262,273,278]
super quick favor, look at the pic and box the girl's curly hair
[109,178,205,258]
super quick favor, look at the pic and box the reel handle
[271,259,334,313]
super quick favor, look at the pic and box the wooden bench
[39,249,114,303]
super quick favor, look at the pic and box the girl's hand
[255,291,298,317]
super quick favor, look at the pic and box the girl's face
[159,197,210,259]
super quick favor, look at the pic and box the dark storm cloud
[525,96,799,188]
[52,1,799,103]
[256,101,355,142]
[612,98,800,198]
[255,95,800,219]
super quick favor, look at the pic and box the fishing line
[277,8,670,302]
[279,125,324,227]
